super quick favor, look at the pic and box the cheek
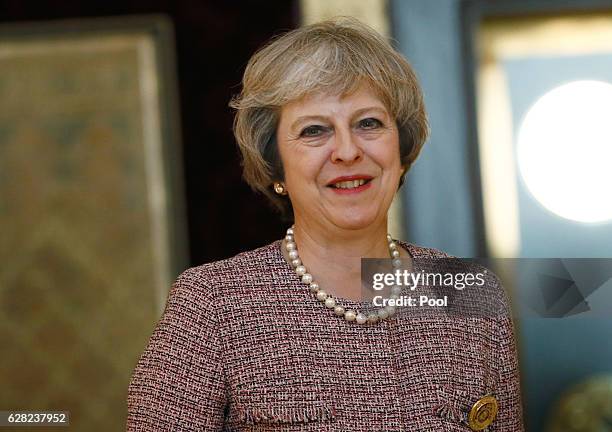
[370,136,402,171]
[387,134,403,170]
[283,148,327,186]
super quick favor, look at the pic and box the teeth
[333,179,367,189]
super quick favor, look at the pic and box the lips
[326,174,374,189]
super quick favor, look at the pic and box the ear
[398,165,408,189]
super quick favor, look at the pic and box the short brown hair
[229,16,429,217]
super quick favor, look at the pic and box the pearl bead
[286,229,399,325]
[344,310,357,321]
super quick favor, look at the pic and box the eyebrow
[290,106,389,131]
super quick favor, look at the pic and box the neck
[292,217,391,261]
[282,217,397,301]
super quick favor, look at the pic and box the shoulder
[181,239,282,285]
[169,240,283,303]
[399,240,512,315]
[398,239,456,259]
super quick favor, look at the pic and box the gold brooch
[468,395,498,431]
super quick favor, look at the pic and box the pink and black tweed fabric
[127,239,524,431]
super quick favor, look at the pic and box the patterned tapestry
[0,20,184,430]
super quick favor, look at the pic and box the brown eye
[360,118,382,129]
[300,125,326,137]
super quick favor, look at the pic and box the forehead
[279,83,389,122]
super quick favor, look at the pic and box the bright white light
[517,80,612,223]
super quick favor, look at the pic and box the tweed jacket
[127,239,524,431]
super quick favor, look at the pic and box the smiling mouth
[328,178,373,189]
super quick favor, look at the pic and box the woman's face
[276,83,402,232]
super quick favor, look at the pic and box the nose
[330,127,363,164]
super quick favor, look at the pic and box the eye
[300,125,327,137]
[359,118,383,129]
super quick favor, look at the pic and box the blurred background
[1,0,611,430]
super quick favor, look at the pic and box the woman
[127,17,524,431]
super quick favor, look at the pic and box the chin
[331,211,380,231]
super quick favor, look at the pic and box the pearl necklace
[284,225,403,324]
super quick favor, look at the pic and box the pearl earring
[274,182,287,195]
